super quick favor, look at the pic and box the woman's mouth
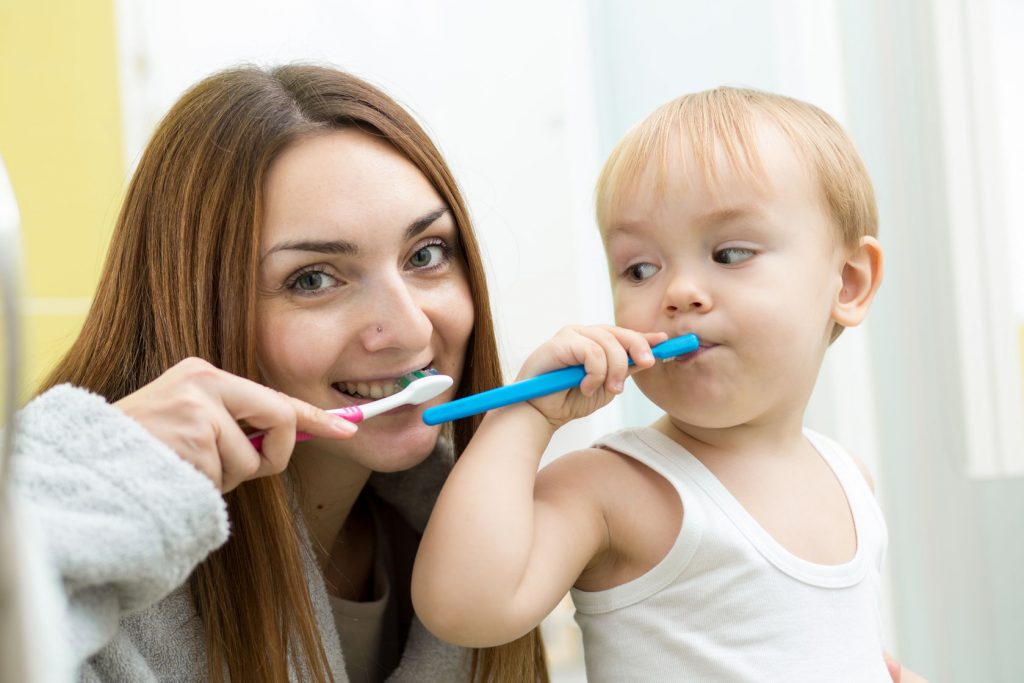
[332,364,436,401]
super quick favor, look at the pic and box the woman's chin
[354,419,442,473]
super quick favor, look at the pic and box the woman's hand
[518,325,668,429]
[114,357,357,493]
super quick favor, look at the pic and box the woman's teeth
[335,366,435,400]
[336,380,398,399]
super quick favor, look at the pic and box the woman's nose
[359,274,433,352]
[663,271,712,315]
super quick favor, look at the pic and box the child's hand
[516,325,668,429]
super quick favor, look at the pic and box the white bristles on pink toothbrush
[247,374,454,451]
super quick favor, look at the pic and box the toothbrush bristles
[394,367,438,390]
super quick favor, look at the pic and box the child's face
[603,122,848,431]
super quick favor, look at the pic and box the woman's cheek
[257,310,339,394]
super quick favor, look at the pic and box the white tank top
[570,427,889,682]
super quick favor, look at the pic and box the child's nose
[359,275,433,352]
[663,273,712,314]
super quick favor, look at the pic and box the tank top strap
[571,428,707,614]
[802,428,888,570]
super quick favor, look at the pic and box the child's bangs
[596,92,769,230]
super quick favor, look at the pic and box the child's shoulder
[538,444,684,591]
[537,443,673,502]
[535,446,643,513]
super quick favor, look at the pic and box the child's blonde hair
[596,87,878,248]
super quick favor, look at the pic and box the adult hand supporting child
[886,652,929,682]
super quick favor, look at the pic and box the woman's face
[256,129,474,472]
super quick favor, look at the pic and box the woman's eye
[408,243,450,270]
[714,247,755,265]
[625,262,659,282]
[289,269,338,293]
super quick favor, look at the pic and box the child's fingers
[599,326,667,379]
[627,330,670,373]
[645,330,671,348]
[576,326,635,395]
[572,330,611,397]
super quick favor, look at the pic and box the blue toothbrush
[422,333,699,426]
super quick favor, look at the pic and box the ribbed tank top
[570,427,889,682]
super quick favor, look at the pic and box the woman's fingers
[282,393,359,440]
[216,418,267,493]
[115,357,358,493]
[215,371,359,491]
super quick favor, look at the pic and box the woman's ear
[832,236,883,328]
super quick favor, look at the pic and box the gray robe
[11,384,468,682]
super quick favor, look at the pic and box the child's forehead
[596,89,876,249]
[602,123,811,224]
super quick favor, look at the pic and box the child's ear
[832,236,883,328]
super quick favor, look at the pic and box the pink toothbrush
[248,373,453,451]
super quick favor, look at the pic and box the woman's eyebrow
[404,207,449,240]
[261,207,450,263]
[262,238,357,261]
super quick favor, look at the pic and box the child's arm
[412,325,665,647]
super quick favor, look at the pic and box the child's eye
[714,247,756,265]
[625,262,659,282]
[407,240,453,270]
[286,268,340,295]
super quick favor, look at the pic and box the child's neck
[653,411,807,462]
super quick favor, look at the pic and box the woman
[12,65,545,682]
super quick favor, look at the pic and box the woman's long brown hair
[40,65,546,682]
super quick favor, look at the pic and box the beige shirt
[328,495,421,683]
[330,563,390,682]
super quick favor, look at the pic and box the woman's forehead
[261,130,447,249]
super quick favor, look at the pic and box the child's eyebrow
[603,204,766,240]
[694,204,764,226]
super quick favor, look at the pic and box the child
[412,87,899,681]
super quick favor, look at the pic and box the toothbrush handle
[247,407,364,451]
[422,333,698,426]
[248,431,315,452]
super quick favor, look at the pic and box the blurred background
[1,1,1022,681]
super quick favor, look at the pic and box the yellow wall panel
[23,313,85,400]
[0,0,124,393]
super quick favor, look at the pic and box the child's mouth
[670,343,716,363]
